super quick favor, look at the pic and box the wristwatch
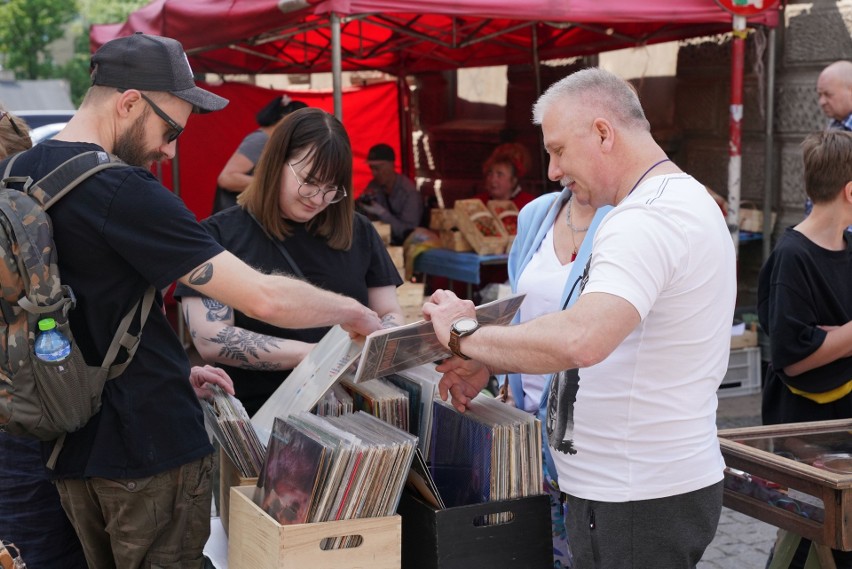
[449,317,480,360]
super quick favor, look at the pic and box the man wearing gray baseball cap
[1,33,383,567]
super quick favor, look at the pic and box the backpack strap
[102,286,157,379]
[22,151,123,209]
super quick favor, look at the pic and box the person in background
[423,67,736,568]
[178,107,405,416]
[817,61,852,132]
[758,130,852,569]
[356,142,423,245]
[213,94,308,213]
[3,33,382,568]
[474,142,536,210]
[805,60,851,217]
[504,181,610,568]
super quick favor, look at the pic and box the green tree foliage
[0,0,148,105]
[0,0,79,79]
[64,0,149,104]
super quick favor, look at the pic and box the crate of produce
[719,347,761,398]
[452,199,508,255]
[486,200,520,237]
[229,486,401,569]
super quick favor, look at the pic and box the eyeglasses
[288,162,347,204]
[0,111,24,138]
[138,93,184,143]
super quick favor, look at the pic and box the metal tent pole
[762,26,776,262]
[331,13,343,120]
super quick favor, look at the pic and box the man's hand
[190,365,234,401]
[421,289,476,348]
[360,201,388,219]
[436,357,490,412]
[342,304,383,340]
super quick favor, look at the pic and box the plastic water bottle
[34,318,71,362]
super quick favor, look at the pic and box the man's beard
[113,113,166,168]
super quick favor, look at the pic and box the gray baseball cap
[91,32,228,113]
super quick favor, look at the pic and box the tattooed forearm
[381,314,402,329]
[188,262,214,285]
[202,297,233,322]
[207,327,285,370]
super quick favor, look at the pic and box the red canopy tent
[91,0,778,76]
[90,0,782,226]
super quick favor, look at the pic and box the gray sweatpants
[564,481,723,569]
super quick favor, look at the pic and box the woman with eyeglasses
[176,107,404,416]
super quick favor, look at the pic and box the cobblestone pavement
[698,393,776,569]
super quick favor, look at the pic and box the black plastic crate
[396,490,552,569]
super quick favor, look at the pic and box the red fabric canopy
[91,0,780,76]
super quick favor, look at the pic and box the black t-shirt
[175,207,402,415]
[758,228,852,394]
[8,141,225,479]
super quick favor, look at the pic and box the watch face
[454,318,478,333]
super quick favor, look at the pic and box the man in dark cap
[1,33,382,567]
[356,142,423,244]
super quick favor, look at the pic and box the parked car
[29,122,68,145]
[14,110,75,131]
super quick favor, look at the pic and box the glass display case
[719,419,852,551]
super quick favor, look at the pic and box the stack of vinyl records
[388,363,441,455]
[201,384,266,478]
[341,378,410,432]
[256,411,417,546]
[429,395,543,510]
[313,384,354,417]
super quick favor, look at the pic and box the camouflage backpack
[0,150,155,468]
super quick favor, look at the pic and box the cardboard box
[396,491,552,569]
[730,329,758,350]
[373,222,392,245]
[439,229,472,252]
[452,199,508,255]
[229,486,402,569]
[219,447,259,536]
[429,209,458,231]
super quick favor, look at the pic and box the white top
[552,174,737,502]
[516,223,572,412]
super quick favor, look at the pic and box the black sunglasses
[0,111,25,138]
[138,93,184,143]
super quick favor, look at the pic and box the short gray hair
[532,67,650,131]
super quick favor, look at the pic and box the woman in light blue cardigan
[505,187,611,568]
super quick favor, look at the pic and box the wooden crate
[486,200,519,237]
[439,229,472,252]
[719,419,852,550]
[219,446,259,536]
[429,208,458,231]
[453,199,508,255]
[228,486,401,569]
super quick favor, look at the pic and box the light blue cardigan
[506,189,611,474]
